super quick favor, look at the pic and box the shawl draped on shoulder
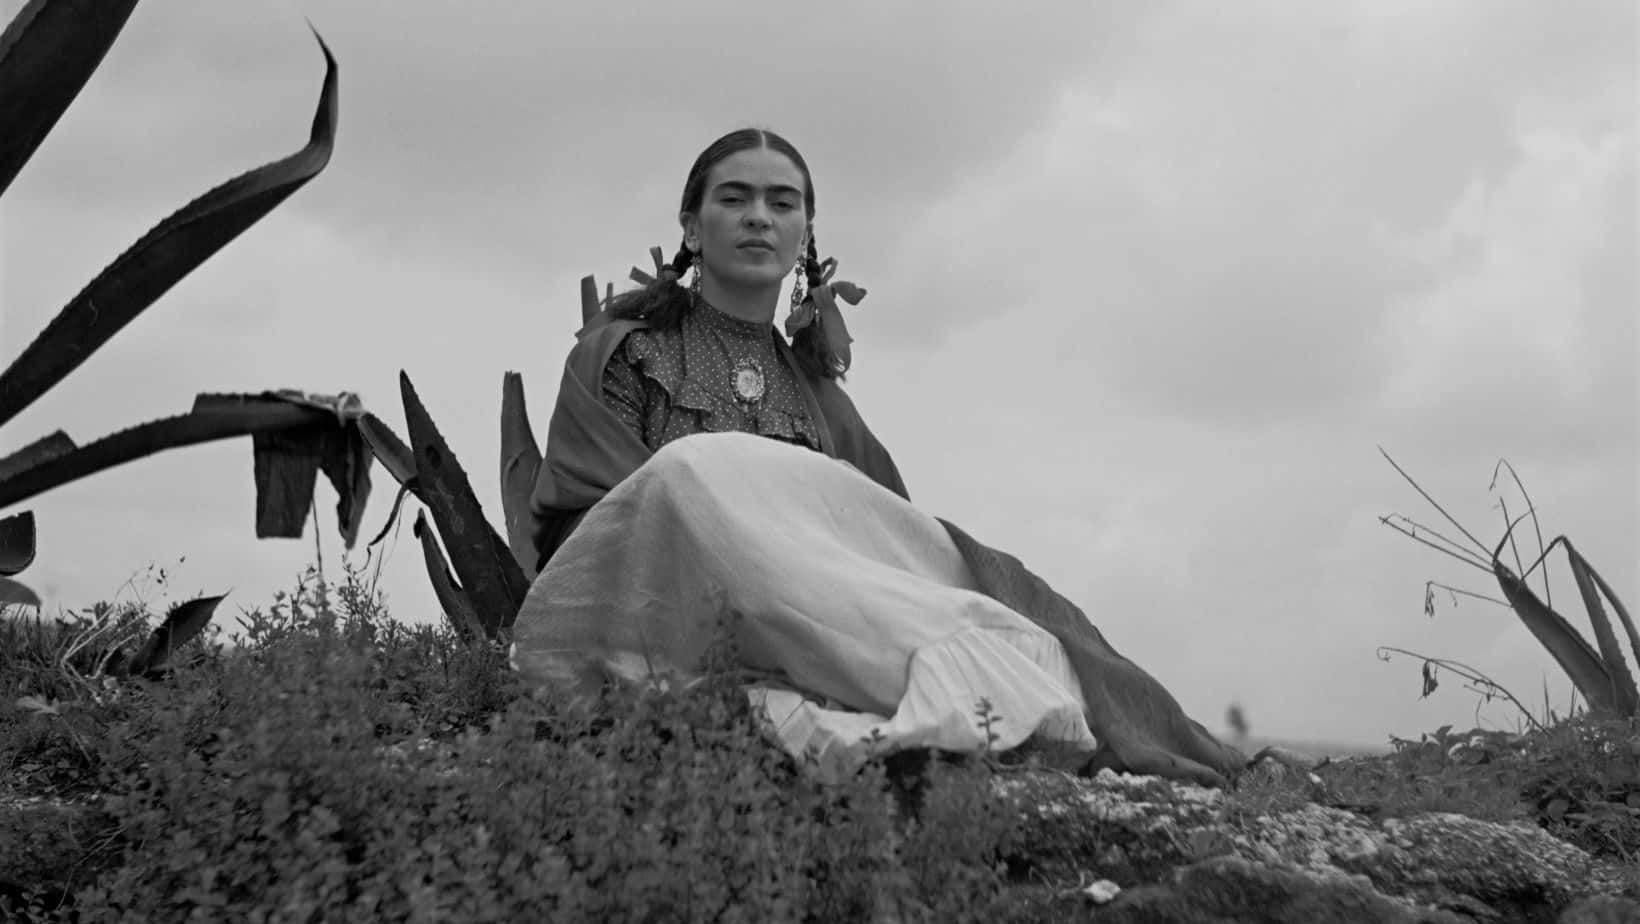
[525,312,1244,787]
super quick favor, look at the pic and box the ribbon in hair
[784,257,867,373]
[628,245,677,286]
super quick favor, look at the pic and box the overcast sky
[2,0,1635,748]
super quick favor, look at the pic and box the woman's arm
[599,339,648,445]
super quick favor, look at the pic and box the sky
[2,0,1635,749]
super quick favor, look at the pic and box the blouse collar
[693,299,775,338]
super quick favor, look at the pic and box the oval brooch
[731,358,766,405]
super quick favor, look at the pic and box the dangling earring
[690,251,703,306]
[789,254,806,311]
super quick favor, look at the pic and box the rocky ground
[985,761,1637,923]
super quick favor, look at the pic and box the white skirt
[510,432,1097,781]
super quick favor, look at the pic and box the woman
[512,128,1244,787]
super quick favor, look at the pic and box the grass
[2,562,1637,921]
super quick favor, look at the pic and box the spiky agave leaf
[499,371,542,579]
[1576,549,1640,689]
[0,430,76,483]
[413,510,482,642]
[126,593,226,677]
[0,577,38,608]
[0,396,343,512]
[0,0,139,196]
[1492,531,1618,714]
[399,372,529,637]
[0,511,35,575]
[358,412,416,487]
[1561,536,1640,714]
[0,27,339,429]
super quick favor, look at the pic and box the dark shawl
[528,312,1245,787]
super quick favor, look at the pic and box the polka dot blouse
[600,300,824,453]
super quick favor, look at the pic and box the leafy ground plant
[1312,712,1640,865]
[0,563,1031,922]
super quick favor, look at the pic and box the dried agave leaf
[0,0,139,196]
[126,593,226,677]
[580,275,601,324]
[193,393,373,548]
[0,28,338,428]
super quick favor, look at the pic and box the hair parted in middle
[605,127,844,380]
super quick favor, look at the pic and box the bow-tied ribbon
[627,245,676,288]
[784,256,867,374]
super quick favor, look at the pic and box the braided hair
[605,128,845,380]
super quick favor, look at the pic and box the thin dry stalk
[1377,645,1546,732]
[1426,581,1510,611]
[1491,458,1551,604]
[1380,514,1493,574]
[1498,498,1526,582]
[1379,447,1492,558]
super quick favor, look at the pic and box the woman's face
[682,147,810,292]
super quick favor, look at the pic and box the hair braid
[607,237,694,328]
[802,234,823,290]
[669,241,694,276]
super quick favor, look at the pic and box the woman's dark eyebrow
[711,180,803,198]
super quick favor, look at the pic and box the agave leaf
[0,397,338,512]
[1493,541,1616,713]
[0,28,339,429]
[413,510,482,642]
[1561,537,1640,714]
[358,412,416,487]
[499,371,543,579]
[1577,551,1640,691]
[365,480,414,550]
[194,393,372,548]
[126,593,226,677]
[580,275,600,324]
[399,372,529,637]
[0,511,35,575]
[0,430,76,483]
[0,576,39,608]
[0,0,140,196]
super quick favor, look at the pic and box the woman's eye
[721,195,743,205]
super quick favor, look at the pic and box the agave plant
[1380,448,1639,718]
[0,0,375,668]
[363,249,678,641]
[0,0,571,653]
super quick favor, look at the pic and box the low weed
[1,564,1022,922]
